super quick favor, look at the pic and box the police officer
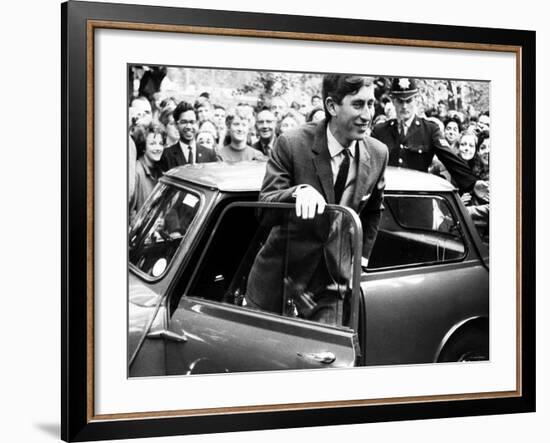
[371,77,477,192]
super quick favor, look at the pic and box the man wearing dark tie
[246,74,388,325]
[159,101,218,172]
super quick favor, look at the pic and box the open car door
[163,202,364,375]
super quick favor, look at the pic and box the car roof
[163,161,456,193]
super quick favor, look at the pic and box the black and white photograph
[127,65,491,377]
[1,0,546,440]
[52,0,537,441]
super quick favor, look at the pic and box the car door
[359,193,489,365]
[163,202,364,375]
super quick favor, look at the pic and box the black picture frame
[61,1,536,441]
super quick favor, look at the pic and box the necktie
[334,148,351,204]
[399,121,406,138]
[188,146,194,165]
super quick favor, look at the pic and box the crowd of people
[127,73,490,243]
[427,110,490,242]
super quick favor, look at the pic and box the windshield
[129,183,201,278]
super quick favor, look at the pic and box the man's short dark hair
[444,115,463,132]
[172,101,196,122]
[477,129,490,148]
[322,75,369,121]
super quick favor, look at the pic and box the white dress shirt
[326,126,357,205]
[179,141,195,163]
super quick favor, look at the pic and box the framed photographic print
[62,0,535,441]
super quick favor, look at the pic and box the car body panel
[165,161,456,193]
[128,274,167,376]
[165,297,357,375]
[361,260,489,365]
[128,162,489,376]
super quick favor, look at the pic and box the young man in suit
[159,101,218,172]
[245,74,388,325]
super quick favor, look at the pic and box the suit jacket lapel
[173,143,186,166]
[351,139,372,210]
[311,122,335,203]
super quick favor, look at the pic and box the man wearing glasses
[160,101,218,172]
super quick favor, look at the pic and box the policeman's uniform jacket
[371,115,476,192]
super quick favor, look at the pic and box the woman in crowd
[130,123,166,221]
[473,130,490,181]
[459,130,490,243]
[196,129,218,152]
[457,129,478,165]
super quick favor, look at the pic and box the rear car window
[367,194,466,269]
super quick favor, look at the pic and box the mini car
[129,161,489,376]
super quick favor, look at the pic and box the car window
[184,203,361,329]
[129,184,200,277]
[366,194,466,269]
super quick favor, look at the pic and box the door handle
[147,329,188,343]
[297,351,336,364]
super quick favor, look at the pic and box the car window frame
[180,201,365,333]
[128,177,207,283]
[364,191,470,272]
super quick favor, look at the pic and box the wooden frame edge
[88,19,522,53]
[77,10,530,433]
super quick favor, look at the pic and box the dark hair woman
[129,123,167,221]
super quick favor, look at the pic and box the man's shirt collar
[399,114,416,131]
[179,140,195,149]
[326,125,356,159]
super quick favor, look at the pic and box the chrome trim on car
[434,316,488,362]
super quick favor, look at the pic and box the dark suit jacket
[371,115,476,192]
[251,137,276,156]
[159,142,219,172]
[246,120,388,313]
